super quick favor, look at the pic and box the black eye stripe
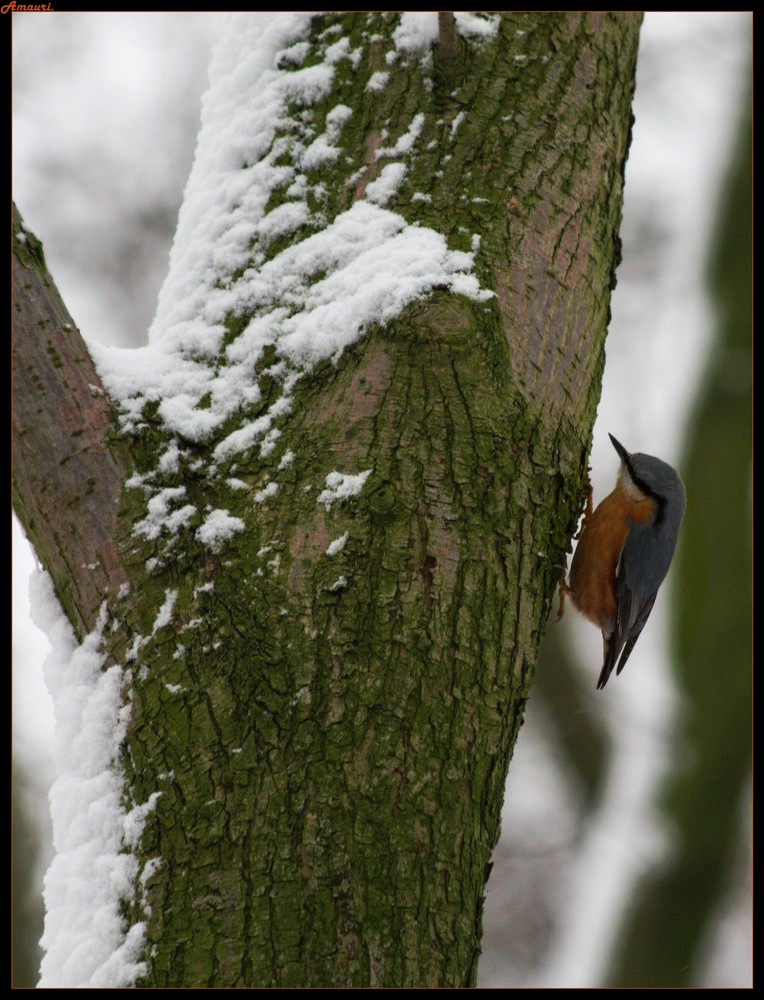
[624,457,660,503]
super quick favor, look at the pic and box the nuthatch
[561,433,686,689]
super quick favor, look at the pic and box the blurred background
[13,12,751,988]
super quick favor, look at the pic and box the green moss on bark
[14,12,641,990]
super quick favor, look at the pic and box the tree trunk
[13,12,642,988]
[608,83,752,992]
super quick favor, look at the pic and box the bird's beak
[608,434,630,464]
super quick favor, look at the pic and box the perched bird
[562,434,686,689]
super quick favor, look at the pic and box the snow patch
[451,110,466,137]
[195,508,245,550]
[90,13,492,558]
[393,13,439,54]
[157,442,183,475]
[366,163,407,205]
[318,469,372,510]
[326,532,349,556]
[254,481,280,504]
[152,589,178,634]
[366,70,390,93]
[393,13,498,58]
[34,577,153,987]
[94,15,491,473]
[133,487,196,541]
[377,113,425,158]
[454,12,500,41]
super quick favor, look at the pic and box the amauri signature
[3,2,54,11]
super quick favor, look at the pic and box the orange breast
[568,487,656,631]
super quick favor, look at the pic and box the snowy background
[13,11,751,988]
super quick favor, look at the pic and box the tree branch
[437,12,461,61]
[12,203,130,638]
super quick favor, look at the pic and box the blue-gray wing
[597,521,674,689]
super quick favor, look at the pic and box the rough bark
[13,12,642,988]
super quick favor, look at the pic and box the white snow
[450,110,466,137]
[300,136,339,171]
[393,13,439,54]
[195,508,245,550]
[299,103,352,169]
[89,13,489,466]
[392,13,499,56]
[33,577,153,987]
[82,14,491,574]
[125,633,147,663]
[326,102,353,131]
[454,13,501,41]
[157,442,182,475]
[259,427,282,457]
[377,113,425,158]
[255,199,311,240]
[132,487,196,541]
[326,532,349,556]
[152,589,178,634]
[276,40,310,67]
[123,793,162,850]
[365,71,389,93]
[96,193,490,456]
[366,163,407,205]
[254,481,280,504]
[317,469,372,510]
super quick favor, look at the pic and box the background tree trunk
[13,13,641,988]
[608,85,752,992]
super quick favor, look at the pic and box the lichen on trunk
[13,11,642,989]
